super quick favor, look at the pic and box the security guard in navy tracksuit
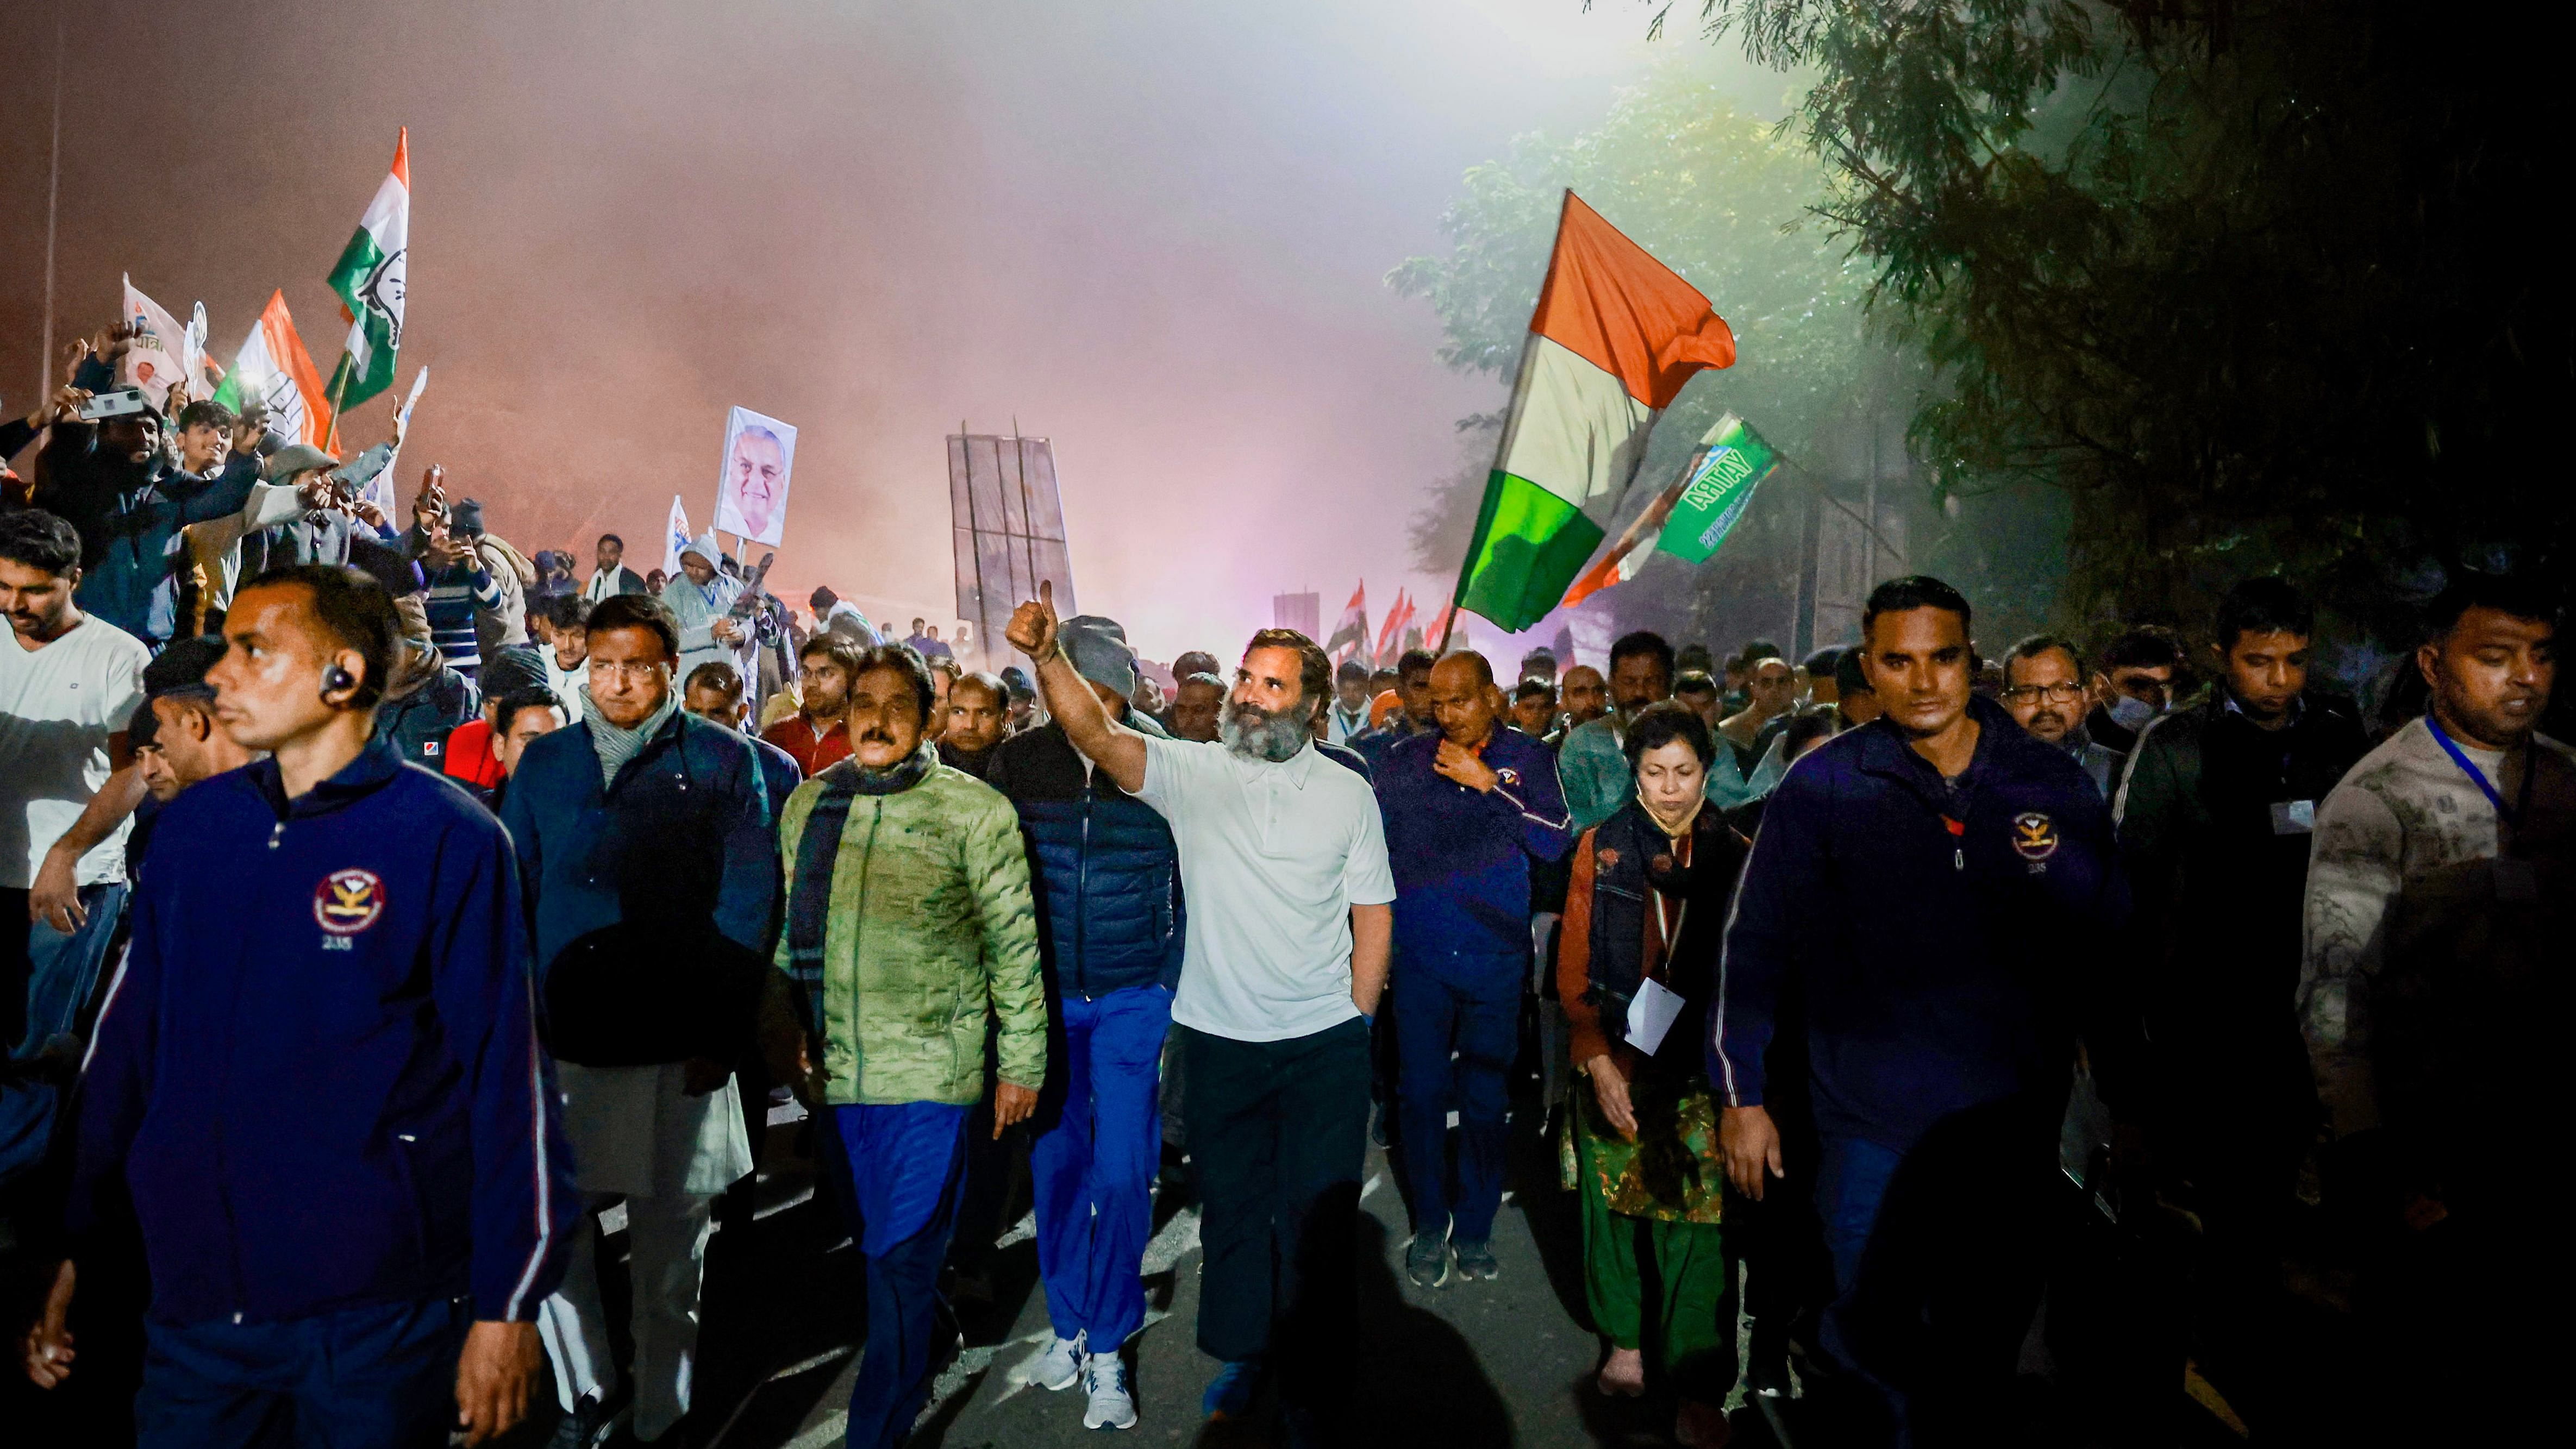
[34,563,576,1449]
[1712,576,2137,1448]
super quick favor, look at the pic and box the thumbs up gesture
[1006,579,1060,662]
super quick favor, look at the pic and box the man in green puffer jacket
[766,641,1045,1449]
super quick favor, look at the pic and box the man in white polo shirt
[1,509,149,1190]
[1008,582,1393,1444]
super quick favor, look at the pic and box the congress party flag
[1654,412,1780,564]
[1448,192,1736,631]
[117,275,199,410]
[327,129,410,413]
[1560,411,1782,607]
[663,495,693,578]
[213,291,331,449]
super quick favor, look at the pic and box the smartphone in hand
[77,388,152,422]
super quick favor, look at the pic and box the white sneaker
[1083,1351,1138,1431]
[1017,1331,1085,1391]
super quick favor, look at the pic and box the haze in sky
[0,1,1773,660]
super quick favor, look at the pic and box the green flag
[1655,411,1780,564]
[326,129,410,412]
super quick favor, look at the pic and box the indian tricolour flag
[212,291,330,449]
[1449,192,1736,632]
[1324,584,1370,663]
[327,129,410,415]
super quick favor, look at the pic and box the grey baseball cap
[1059,614,1137,698]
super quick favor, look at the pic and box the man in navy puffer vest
[984,614,1183,1431]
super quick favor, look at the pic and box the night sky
[0,1,1767,661]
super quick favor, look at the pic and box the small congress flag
[327,129,410,413]
[1449,192,1735,632]
[663,495,693,579]
[213,291,330,449]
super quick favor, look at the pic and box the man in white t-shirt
[1006,582,1393,1442]
[0,509,149,1185]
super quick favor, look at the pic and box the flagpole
[322,362,351,454]
[37,15,62,404]
[1440,326,1538,656]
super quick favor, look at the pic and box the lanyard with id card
[2425,711,2543,901]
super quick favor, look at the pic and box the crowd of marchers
[2,344,2565,1449]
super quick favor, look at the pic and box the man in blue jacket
[986,615,1183,1433]
[33,562,577,1447]
[30,387,267,646]
[501,591,777,1447]
[1712,576,2135,1448]
[1375,651,1572,1288]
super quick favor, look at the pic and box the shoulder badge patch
[316,869,389,935]
[2011,812,2060,862]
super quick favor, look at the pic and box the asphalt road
[494,1087,2253,1449]
[506,1092,1795,1449]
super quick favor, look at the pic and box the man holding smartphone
[32,382,267,648]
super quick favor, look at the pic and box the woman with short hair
[1556,700,1749,1445]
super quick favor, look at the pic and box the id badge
[2270,800,2316,836]
[1624,977,1687,1056]
[2493,858,2540,902]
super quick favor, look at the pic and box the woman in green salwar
[1555,702,1750,1447]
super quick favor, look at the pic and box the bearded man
[1008,584,1393,1442]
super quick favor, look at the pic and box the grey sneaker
[1082,1351,1139,1430]
[1015,1331,1085,1391]
[1453,1240,1500,1281]
[1404,1228,1453,1289]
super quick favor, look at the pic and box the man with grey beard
[1008,585,1393,1446]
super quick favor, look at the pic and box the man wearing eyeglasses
[1998,636,2121,798]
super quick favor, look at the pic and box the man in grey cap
[982,615,1182,1432]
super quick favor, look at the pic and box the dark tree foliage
[1665,0,2576,649]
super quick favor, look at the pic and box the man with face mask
[1009,585,1393,1442]
[2085,625,2185,756]
[1560,632,1753,831]
[1374,651,1572,1288]
[767,643,1046,1449]
[982,616,1181,1432]
[2298,571,2567,1444]
[500,592,778,1448]
[1999,635,2122,798]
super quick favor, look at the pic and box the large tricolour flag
[1324,584,1369,663]
[212,291,330,449]
[327,129,410,413]
[1449,192,1736,631]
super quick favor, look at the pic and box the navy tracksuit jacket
[70,739,578,1326]
[1711,696,2135,1152]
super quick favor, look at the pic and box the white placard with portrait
[712,405,798,547]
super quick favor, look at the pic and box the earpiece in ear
[322,664,360,703]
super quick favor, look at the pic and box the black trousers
[1181,1018,1370,1401]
